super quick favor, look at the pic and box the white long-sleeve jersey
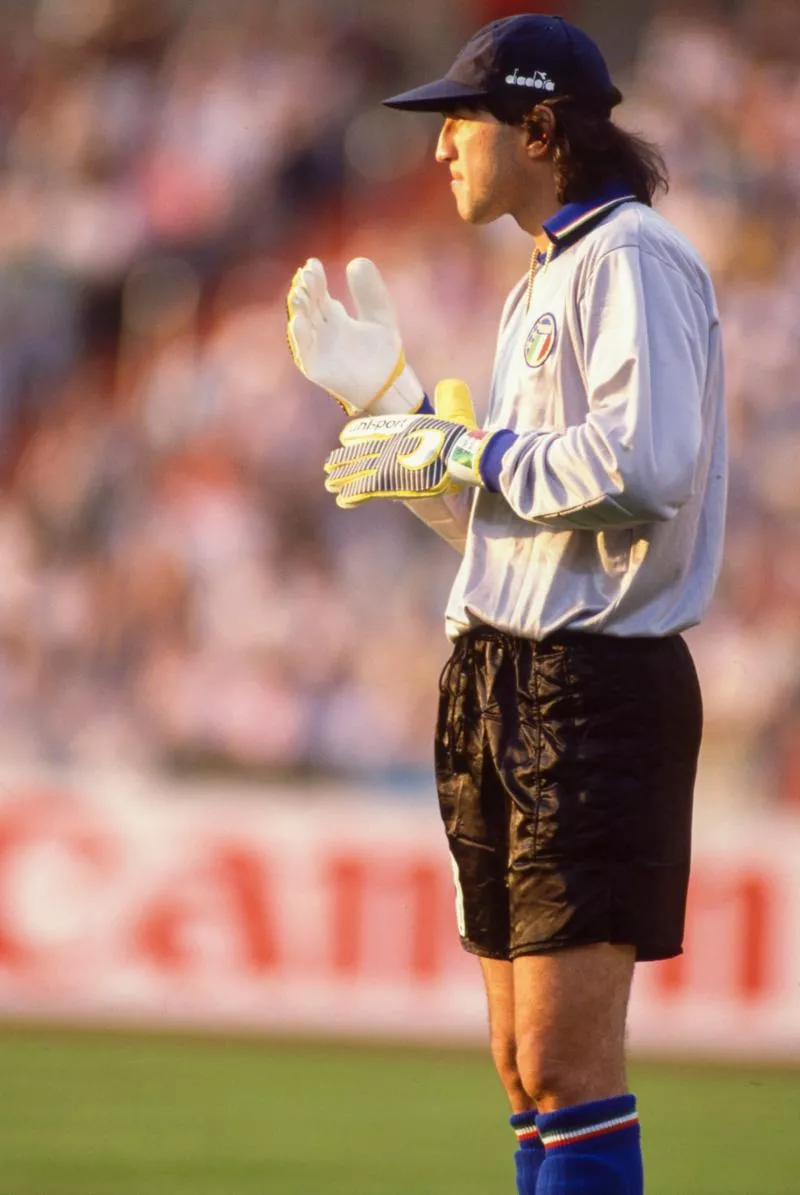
[412,197,728,641]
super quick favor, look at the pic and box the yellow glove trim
[362,350,407,413]
[285,270,304,370]
[332,475,453,509]
[316,352,407,419]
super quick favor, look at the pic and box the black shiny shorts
[435,627,703,962]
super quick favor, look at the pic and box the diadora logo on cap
[524,313,557,368]
[505,68,555,91]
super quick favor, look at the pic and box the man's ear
[524,104,557,154]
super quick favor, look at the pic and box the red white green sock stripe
[515,1122,540,1145]
[509,1110,541,1149]
[539,1110,639,1150]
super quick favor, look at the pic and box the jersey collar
[543,180,638,250]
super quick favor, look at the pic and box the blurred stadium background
[0,0,798,1191]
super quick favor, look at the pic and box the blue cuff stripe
[479,429,517,492]
[418,394,434,415]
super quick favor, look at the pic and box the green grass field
[0,1029,797,1195]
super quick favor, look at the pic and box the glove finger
[325,456,377,494]
[287,309,315,370]
[346,257,397,327]
[336,488,375,509]
[325,465,377,492]
[292,259,323,291]
[303,258,329,309]
[325,442,380,471]
[325,459,380,485]
[292,279,339,335]
[287,282,311,319]
[298,259,339,326]
[434,378,476,427]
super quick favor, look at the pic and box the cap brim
[382,77,490,113]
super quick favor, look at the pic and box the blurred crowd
[0,0,797,803]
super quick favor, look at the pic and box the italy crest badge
[524,313,557,368]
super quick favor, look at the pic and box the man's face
[435,108,529,224]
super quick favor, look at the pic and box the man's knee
[489,1029,529,1103]
[515,1036,566,1106]
[488,1027,569,1105]
[489,1028,628,1109]
[489,1028,517,1085]
[515,1034,623,1109]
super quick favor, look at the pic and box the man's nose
[435,120,455,164]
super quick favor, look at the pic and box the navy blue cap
[383,14,619,118]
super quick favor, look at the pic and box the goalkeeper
[287,14,727,1195]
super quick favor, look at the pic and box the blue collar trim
[543,181,638,246]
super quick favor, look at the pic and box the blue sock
[536,1094,642,1194]
[510,1109,545,1194]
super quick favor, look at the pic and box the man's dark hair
[488,91,669,207]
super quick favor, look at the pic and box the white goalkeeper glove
[324,378,503,508]
[286,256,426,417]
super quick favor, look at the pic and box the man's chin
[456,200,500,225]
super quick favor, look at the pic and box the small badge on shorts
[524,313,557,368]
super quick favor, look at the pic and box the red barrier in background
[653,870,774,1003]
[0,781,796,1057]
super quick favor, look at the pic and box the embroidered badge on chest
[524,313,557,368]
